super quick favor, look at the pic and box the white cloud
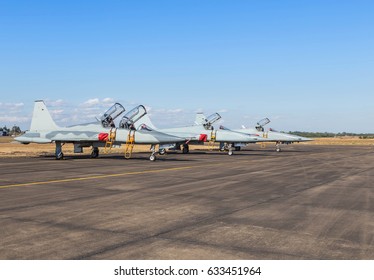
[102,97,114,104]
[46,99,65,107]
[50,109,64,115]
[145,106,152,113]
[0,102,24,110]
[167,108,183,114]
[217,109,228,113]
[13,102,24,108]
[83,98,100,107]
[154,108,184,114]
[0,116,29,123]
[272,115,282,120]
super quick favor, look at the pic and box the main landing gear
[275,142,282,152]
[150,145,157,161]
[219,143,234,156]
[182,143,189,154]
[91,147,99,158]
[55,142,64,160]
[227,144,233,156]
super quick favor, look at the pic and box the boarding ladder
[124,130,135,159]
[104,128,117,153]
[260,132,268,148]
[208,130,217,150]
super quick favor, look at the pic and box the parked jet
[15,101,184,161]
[236,118,312,151]
[196,115,311,152]
[126,108,265,155]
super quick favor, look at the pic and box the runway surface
[0,145,373,259]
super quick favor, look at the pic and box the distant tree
[10,125,22,135]
[1,126,10,136]
[288,131,374,138]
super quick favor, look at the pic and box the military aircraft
[127,108,265,156]
[196,115,311,152]
[15,100,185,161]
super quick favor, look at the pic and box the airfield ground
[0,139,373,259]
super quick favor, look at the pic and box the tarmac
[0,144,373,259]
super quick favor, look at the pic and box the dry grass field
[0,136,373,158]
[302,137,374,146]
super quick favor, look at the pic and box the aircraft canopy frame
[100,103,126,127]
[119,105,147,130]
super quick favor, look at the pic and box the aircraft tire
[150,154,156,161]
[91,148,99,158]
[228,150,233,156]
[159,148,166,155]
[56,152,64,160]
[182,144,189,154]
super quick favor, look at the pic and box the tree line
[288,131,374,139]
[0,126,22,136]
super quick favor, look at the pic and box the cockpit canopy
[119,105,147,130]
[100,103,126,127]
[203,113,221,129]
[255,118,270,132]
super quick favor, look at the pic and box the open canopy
[203,113,221,129]
[100,103,126,127]
[255,118,270,131]
[119,105,147,130]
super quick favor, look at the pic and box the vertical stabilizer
[195,113,206,125]
[30,100,59,131]
[133,114,157,130]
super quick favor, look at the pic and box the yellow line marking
[0,166,194,190]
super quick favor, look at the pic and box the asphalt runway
[0,145,373,259]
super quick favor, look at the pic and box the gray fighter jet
[235,118,312,152]
[15,100,184,161]
[196,115,311,152]
[126,107,264,156]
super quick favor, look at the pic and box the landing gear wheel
[56,152,64,160]
[182,144,189,154]
[159,148,166,155]
[275,142,281,152]
[235,146,241,151]
[150,154,156,161]
[228,150,233,156]
[91,147,99,158]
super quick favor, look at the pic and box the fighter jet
[127,108,264,156]
[235,118,312,152]
[15,100,184,161]
[196,115,311,152]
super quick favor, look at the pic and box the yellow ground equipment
[104,128,117,153]
[208,130,217,150]
[124,130,135,159]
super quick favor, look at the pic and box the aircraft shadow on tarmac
[35,148,305,162]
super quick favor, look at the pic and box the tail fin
[133,114,157,130]
[195,113,206,125]
[30,100,59,131]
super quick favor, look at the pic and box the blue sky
[1,0,373,132]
